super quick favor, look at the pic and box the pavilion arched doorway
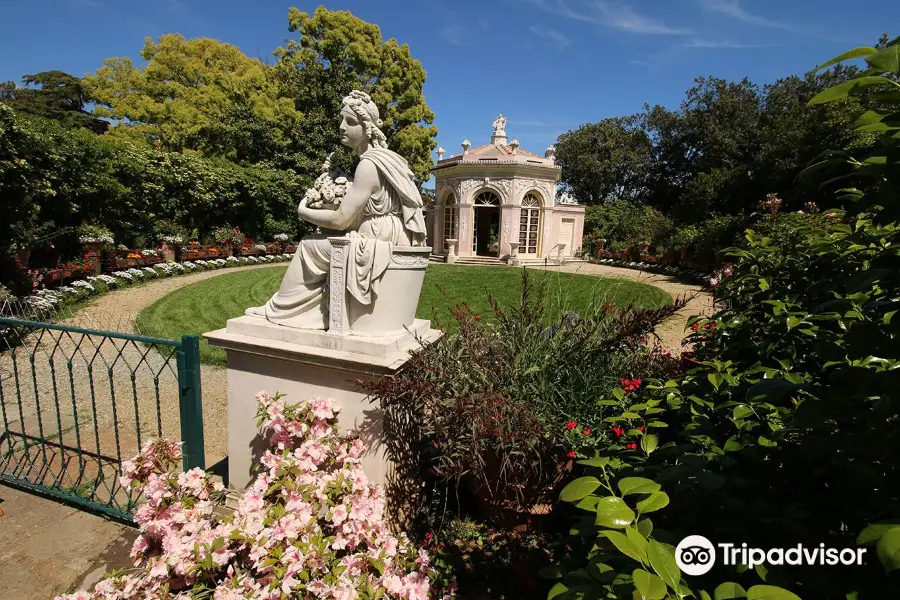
[473,190,501,256]
[519,193,541,256]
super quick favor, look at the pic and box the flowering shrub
[707,263,733,287]
[273,233,290,242]
[214,226,244,246]
[77,224,115,245]
[93,274,119,288]
[57,392,453,600]
[71,280,95,293]
[760,192,783,215]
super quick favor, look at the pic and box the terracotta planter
[15,248,31,267]
[82,242,104,257]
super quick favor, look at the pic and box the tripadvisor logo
[675,535,867,576]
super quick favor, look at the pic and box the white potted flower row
[10,254,294,313]
[593,257,714,285]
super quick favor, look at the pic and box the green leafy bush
[0,105,305,257]
[584,201,672,247]
[546,39,900,600]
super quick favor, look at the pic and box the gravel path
[0,261,710,505]
[527,262,713,350]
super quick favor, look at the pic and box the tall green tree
[273,6,437,184]
[0,71,108,133]
[83,34,299,162]
[555,116,652,205]
[756,65,870,206]
[643,77,763,219]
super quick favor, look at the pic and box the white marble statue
[245,90,426,329]
[492,113,507,137]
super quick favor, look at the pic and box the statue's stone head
[340,91,388,150]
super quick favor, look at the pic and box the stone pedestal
[508,241,520,267]
[557,243,567,264]
[203,316,440,491]
[445,238,458,264]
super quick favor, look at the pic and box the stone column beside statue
[446,238,458,264]
[204,91,440,508]
[508,241,520,266]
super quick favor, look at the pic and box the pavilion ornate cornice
[430,161,561,181]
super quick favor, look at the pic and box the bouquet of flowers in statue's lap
[305,152,353,211]
[56,392,453,600]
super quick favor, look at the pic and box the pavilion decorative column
[457,203,474,257]
[433,199,446,255]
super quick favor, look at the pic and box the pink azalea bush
[57,392,453,600]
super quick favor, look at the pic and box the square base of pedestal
[203,316,440,493]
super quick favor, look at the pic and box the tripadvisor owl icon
[676,535,716,576]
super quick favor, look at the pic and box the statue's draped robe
[249,148,425,330]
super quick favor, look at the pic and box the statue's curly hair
[341,91,388,149]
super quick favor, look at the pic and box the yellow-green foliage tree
[274,6,437,184]
[83,34,299,163]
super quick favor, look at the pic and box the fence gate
[0,317,205,520]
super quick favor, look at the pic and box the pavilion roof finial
[491,114,508,145]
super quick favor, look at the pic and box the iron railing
[0,316,204,520]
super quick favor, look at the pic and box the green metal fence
[0,316,205,520]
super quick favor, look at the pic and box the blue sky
[0,0,896,161]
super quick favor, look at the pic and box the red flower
[582,427,592,436]
[566,451,577,459]
[625,442,638,450]
[637,425,645,432]
[705,323,716,330]
[612,425,626,438]
[565,421,577,430]
[474,315,481,321]
[618,378,642,394]
[691,322,701,332]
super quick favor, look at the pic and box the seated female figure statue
[245,90,426,330]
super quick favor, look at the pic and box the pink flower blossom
[56,392,451,600]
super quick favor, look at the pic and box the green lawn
[136,264,672,366]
